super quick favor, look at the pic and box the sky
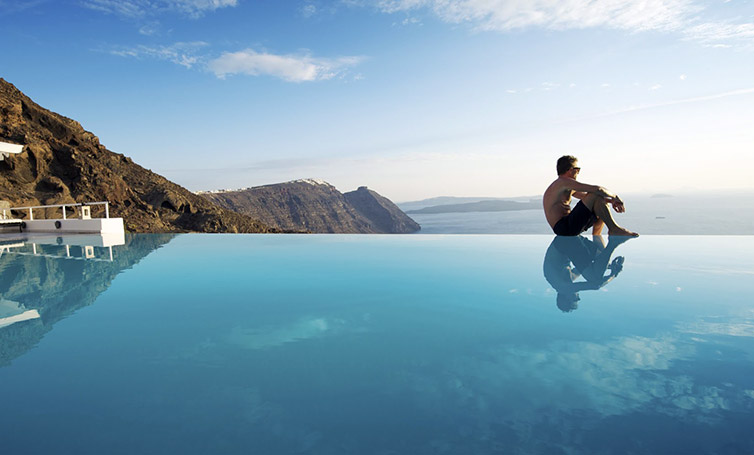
[1,0,753,202]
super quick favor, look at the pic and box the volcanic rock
[0,78,274,233]
[200,180,420,233]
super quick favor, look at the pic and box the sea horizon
[406,190,754,235]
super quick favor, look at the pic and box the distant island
[405,199,541,215]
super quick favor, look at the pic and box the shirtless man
[543,155,638,236]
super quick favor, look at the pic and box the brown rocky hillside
[344,186,421,234]
[200,180,420,233]
[0,78,274,233]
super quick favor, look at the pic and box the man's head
[556,292,580,312]
[557,155,580,176]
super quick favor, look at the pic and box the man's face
[568,162,581,179]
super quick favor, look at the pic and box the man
[543,235,628,312]
[543,155,638,236]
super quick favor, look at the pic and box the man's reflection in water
[543,235,631,312]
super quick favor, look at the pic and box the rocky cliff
[200,180,420,233]
[0,79,274,233]
[344,186,421,234]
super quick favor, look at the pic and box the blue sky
[2,0,753,201]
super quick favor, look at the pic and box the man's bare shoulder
[545,176,574,194]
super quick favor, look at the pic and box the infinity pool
[2,234,753,454]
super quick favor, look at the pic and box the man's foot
[608,227,639,237]
[608,256,624,276]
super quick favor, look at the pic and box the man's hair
[557,155,578,175]
[556,293,579,312]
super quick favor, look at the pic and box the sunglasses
[571,167,581,172]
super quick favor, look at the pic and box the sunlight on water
[1,234,753,454]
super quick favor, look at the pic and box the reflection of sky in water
[1,234,754,454]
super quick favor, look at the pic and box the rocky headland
[0,79,274,233]
[0,79,418,234]
[199,180,420,234]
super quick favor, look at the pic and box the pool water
[1,234,754,454]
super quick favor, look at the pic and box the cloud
[226,317,338,350]
[400,16,422,26]
[392,331,744,452]
[80,0,238,19]
[679,319,754,337]
[607,87,754,116]
[208,49,364,82]
[650,83,662,90]
[373,0,692,31]
[0,0,47,15]
[541,81,559,91]
[300,3,318,18]
[109,41,209,68]
[684,20,754,47]
[368,0,754,47]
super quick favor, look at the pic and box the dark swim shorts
[552,201,598,236]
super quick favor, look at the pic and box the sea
[404,191,754,235]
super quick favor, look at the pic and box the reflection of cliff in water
[0,234,176,366]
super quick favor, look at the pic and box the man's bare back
[544,156,638,236]
[543,176,581,228]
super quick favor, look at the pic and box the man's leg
[581,235,630,281]
[582,194,638,236]
[592,219,605,236]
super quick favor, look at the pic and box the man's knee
[583,193,606,210]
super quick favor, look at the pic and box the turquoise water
[2,234,754,454]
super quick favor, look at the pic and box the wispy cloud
[392,331,745,450]
[373,0,692,31]
[541,81,559,91]
[208,49,364,82]
[612,87,754,115]
[368,0,754,47]
[108,42,365,82]
[399,16,422,26]
[679,319,754,338]
[109,41,209,68]
[0,0,48,15]
[80,0,238,19]
[685,20,754,47]
[300,3,318,18]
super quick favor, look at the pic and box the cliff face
[200,180,420,234]
[0,79,274,233]
[344,186,421,234]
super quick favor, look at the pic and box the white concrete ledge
[23,218,125,235]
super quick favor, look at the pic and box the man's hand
[610,197,625,213]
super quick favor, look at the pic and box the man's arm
[563,178,621,201]
[563,178,625,212]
